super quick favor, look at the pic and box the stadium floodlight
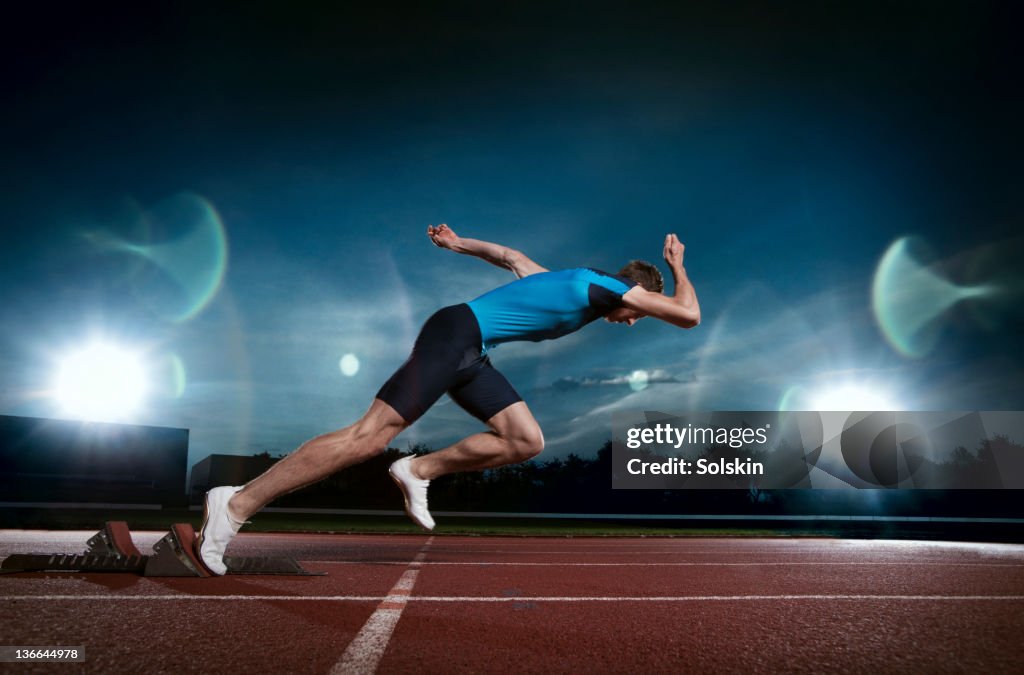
[810,383,901,412]
[53,341,149,422]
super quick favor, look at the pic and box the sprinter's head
[617,260,664,293]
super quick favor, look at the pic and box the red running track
[2,531,1023,673]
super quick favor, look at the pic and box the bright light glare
[339,353,360,377]
[811,384,901,411]
[54,342,149,421]
[628,370,649,392]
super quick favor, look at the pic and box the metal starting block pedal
[86,520,143,557]
[145,523,214,577]
[0,521,324,577]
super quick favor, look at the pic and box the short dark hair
[617,260,664,293]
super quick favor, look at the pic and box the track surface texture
[2,531,1023,673]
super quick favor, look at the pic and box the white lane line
[329,536,433,675]
[303,560,1024,567]
[1,594,1023,602]
[416,595,1024,602]
[393,553,1024,557]
[0,594,384,601]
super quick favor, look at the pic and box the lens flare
[339,353,360,377]
[85,193,229,323]
[167,353,187,398]
[872,237,993,358]
[777,385,806,412]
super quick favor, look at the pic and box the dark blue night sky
[2,1,1022,468]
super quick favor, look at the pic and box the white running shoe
[389,456,435,530]
[197,486,244,576]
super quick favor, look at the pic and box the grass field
[3,507,1023,542]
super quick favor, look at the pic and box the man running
[198,224,700,574]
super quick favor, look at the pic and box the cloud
[547,368,685,391]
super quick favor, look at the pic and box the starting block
[0,521,323,577]
[145,523,215,577]
[87,520,144,557]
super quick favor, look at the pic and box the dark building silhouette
[189,454,279,505]
[0,415,189,507]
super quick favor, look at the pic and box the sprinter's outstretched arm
[621,233,701,328]
[427,223,547,278]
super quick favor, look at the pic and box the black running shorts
[376,304,523,424]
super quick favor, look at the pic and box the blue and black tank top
[466,268,637,350]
